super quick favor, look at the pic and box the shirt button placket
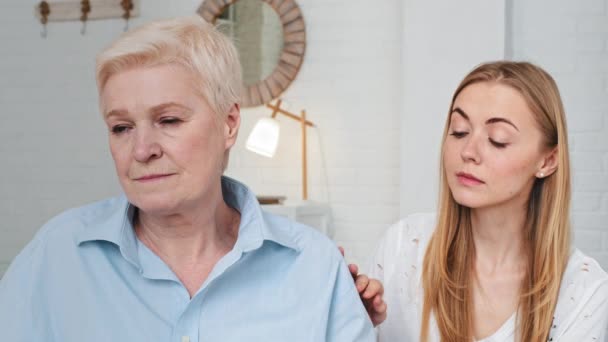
[173,302,199,342]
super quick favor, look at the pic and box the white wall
[509,0,608,267]
[0,0,402,273]
[399,0,506,216]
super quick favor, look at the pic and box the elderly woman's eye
[160,117,181,125]
[111,125,130,134]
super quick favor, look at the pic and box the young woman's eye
[489,138,508,149]
[450,131,468,138]
[111,125,130,134]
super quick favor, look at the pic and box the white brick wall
[510,0,608,268]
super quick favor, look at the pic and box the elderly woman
[0,16,379,341]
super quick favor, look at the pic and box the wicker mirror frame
[198,0,306,108]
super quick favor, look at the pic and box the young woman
[369,61,608,341]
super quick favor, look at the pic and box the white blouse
[368,213,608,342]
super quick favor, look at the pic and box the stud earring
[538,172,544,178]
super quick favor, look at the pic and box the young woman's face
[443,81,551,210]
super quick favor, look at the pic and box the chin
[127,193,181,215]
[450,189,488,209]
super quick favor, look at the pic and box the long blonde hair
[421,61,571,342]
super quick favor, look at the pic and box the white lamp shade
[246,117,280,157]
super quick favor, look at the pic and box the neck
[135,183,240,266]
[471,201,528,275]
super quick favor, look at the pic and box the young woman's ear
[536,147,558,178]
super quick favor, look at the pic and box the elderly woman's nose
[133,127,162,162]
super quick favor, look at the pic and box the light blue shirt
[0,177,374,341]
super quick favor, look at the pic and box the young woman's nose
[460,134,481,164]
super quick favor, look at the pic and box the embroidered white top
[368,213,608,342]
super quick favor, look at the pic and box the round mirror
[217,0,283,87]
[198,0,306,108]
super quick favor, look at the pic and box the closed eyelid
[159,117,182,124]
[449,118,469,130]
[488,125,515,139]
[489,133,511,142]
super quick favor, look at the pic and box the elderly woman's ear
[224,103,241,148]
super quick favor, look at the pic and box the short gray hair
[96,15,242,117]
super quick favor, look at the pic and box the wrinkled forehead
[99,64,205,115]
[99,64,209,117]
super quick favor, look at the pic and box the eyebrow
[104,102,193,119]
[150,102,193,116]
[451,107,519,131]
[104,108,127,119]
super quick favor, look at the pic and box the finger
[362,279,382,299]
[372,305,388,327]
[370,279,384,296]
[355,274,369,293]
[373,295,386,312]
[348,265,357,281]
[338,246,345,257]
[370,295,388,327]
[373,294,383,307]
[375,302,387,314]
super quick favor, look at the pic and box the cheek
[493,152,534,174]
[176,130,224,169]
[109,142,129,172]
[442,142,459,169]
[487,153,536,190]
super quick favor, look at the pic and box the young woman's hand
[339,247,387,327]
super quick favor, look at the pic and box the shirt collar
[74,195,140,269]
[221,176,301,253]
[76,176,300,267]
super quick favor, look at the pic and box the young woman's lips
[456,172,485,186]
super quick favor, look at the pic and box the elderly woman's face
[100,64,238,214]
[443,81,551,210]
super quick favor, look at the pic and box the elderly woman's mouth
[133,173,176,182]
